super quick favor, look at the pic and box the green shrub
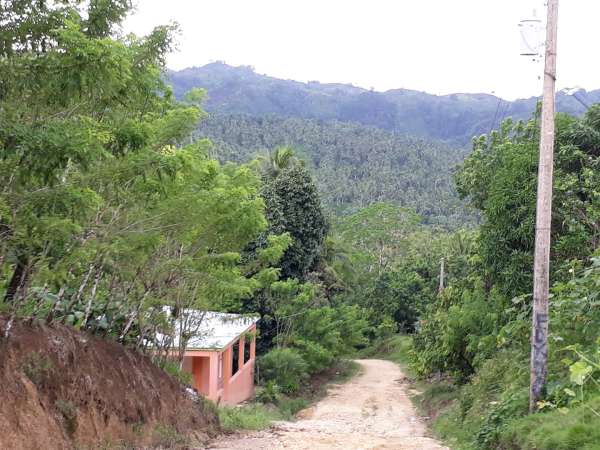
[433,350,528,449]
[277,396,308,417]
[292,339,334,374]
[412,284,503,379]
[255,381,282,404]
[259,348,308,393]
[156,358,193,386]
[384,334,415,366]
[218,404,282,431]
[474,389,528,449]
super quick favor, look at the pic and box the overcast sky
[123,0,599,100]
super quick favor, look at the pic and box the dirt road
[208,359,448,450]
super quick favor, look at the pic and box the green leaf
[563,388,576,397]
[569,361,593,385]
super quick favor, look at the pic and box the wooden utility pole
[529,0,559,413]
[438,257,445,294]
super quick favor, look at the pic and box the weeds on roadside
[153,424,190,448]
[21,352,54,386]
[55,399,78,435]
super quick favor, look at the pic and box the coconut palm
[260,146,301,178]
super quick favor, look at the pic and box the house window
[231,340,240,376]
[244,336,252,363]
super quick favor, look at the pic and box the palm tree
[260,146,301,178]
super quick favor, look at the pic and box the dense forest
[198,114,472,227]
[170,62,600,144]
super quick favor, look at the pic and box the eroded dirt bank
[0,317,218,450]
[209,359,448,450]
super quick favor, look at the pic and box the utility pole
[529,0,558,413]
[438,257,445,295]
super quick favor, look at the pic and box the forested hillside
[199,114,472,226]
[170,62,600,144]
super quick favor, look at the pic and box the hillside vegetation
[170,62,600,144]
[0,4,377,448]
[390,110,600,450]
[199,114,472,226]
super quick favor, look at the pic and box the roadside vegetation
[367,109,600,450]
[219,359,361,431]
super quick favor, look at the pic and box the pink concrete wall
[181,324,257,406]
[220,325,256,405]
[222,358,254,405]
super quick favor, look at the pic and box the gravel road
[208,359,448,450]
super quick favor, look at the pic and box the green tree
[455,111,600,297]
[260,163,328,280]
[0,0,270,351]
[335,202,421,273]
[197,114,474,227]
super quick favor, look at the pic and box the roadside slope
[0,317,218,450]
[210,359,447,450]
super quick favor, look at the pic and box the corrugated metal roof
[159,310,259,351]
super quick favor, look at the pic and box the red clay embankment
[0,316,218,449]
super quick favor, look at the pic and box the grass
[21,351,55,386]
[219,358,362,432]
[359,334,415,374]
[218,395,313,431]
[152,424,191,448]
[219,403,285,431]
[371,335,600,450]
[55,399,78,435]
[498,395,600,450]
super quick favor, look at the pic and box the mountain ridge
[169,62,600,144]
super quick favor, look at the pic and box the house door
[192,356,210,396]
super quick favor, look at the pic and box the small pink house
[176,312,259,405]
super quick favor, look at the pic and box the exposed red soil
[0,316,219,450]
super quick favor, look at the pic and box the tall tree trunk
[82,270,103,328]
[63,263,95,318]
[4,255,29,303]
[119,289,151,342]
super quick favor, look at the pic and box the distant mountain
[169,62,600,144]
[198,114,473,227]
